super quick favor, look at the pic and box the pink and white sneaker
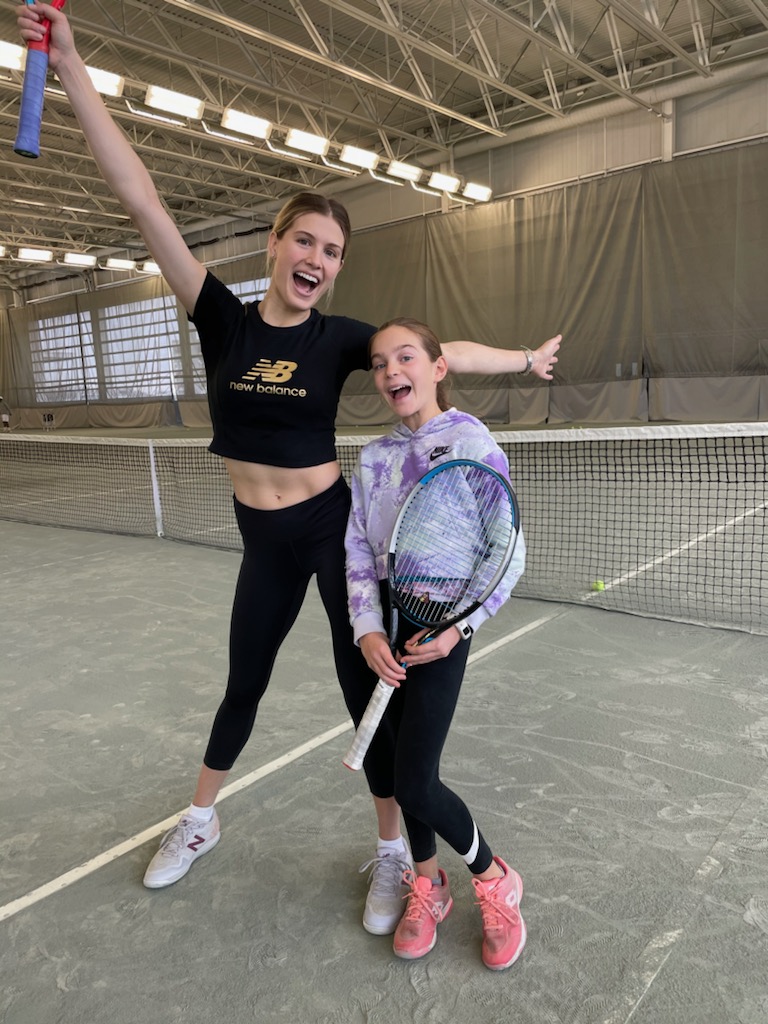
[472,856,526,970]
[393,869,453,959]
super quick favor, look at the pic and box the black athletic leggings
[382,589,493,874]
[204,477,391,796]
[204,477,492,873]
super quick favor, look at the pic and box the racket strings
[391,464,516,626]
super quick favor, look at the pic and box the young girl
[18,3,557,937]
[345,318,526,970]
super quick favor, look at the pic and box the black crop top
[192,271,374,468]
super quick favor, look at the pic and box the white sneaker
[359,846,414,935]
[143,811,221,889]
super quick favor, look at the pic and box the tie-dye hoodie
[345,407,526,644]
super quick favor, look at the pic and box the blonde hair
[371,317,451,412]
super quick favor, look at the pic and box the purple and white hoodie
[345,408,525,645]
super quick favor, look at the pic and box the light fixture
[339,145,379,171]
[265,139,311,161]
[103,257,137,271]
[125,99,184,126]
[387,160,422,182]
[462,182,492,202]
[368,168,404,186]
[201,121,254,144]
[410,180,442,198]
[139,260,161,275]
[62,252,97,268]
[284,129,330,156]
[0,245,6,258]
[85,65,124,98]
[17,247,53,263]
[428,172,461,193]
[144,84,204,120]
[0,41,25,71]
[221,108,272,139]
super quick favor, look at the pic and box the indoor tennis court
[2,2,768,1023]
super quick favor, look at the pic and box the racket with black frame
[14,0,67,159]
[343,458,520,771]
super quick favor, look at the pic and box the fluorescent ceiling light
[0,42,25,71]
[387,160,421,182]
[85,65,124,97]
[428,172,460,193]
[140,261,162,275]
[462,182,492,202]
[201,121,254,144]
[339,145,379,170]
[63,252,97,268]
[17,247,53,262]
[265,140,310,161]
[221,108,271,139]
[104,257,136,271]
[285,129,329,156]
[144,84,204,120]
[125,99,184,126]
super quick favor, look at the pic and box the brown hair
[371,316,451,412]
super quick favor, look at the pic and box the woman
[18,4,560,936]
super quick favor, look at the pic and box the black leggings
[383,594,493,874]
[204,477,493,873]
[204,477,391,795]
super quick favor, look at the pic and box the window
[30,310,96,403]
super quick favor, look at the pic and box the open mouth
[293,270,319,296]
[388,384,412,400]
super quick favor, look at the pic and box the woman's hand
[16,2,75,73]
[359,632,408,687]
[530,334,562,380]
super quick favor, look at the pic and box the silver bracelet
[520,346,534,375]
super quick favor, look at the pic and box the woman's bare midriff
[224,457,342,511]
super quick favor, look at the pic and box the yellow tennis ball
[591,580,605,592]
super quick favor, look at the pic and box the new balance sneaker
[472,856,526,971]
[359,846,414,935]
[393,869,453,960]
[143,810,221,889]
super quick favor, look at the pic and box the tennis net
[1,424,766,635]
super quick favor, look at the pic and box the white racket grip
[343,679,395,771]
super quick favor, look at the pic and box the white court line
[0,610,560,924]
[584,499,768,598]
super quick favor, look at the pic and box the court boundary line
[0,610,560,924]
[583,499,768,598]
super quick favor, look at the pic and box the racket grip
[14,48,48,158]
[14,0,67,159]
[342,679,394,771]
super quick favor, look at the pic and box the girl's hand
[400,626,461,665]
[16,3,75,73]
[359,632,407,687]
[531,334,562,380]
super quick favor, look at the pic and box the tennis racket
[14,0,67,159]
[343,458,520,771]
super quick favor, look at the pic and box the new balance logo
[242,359,298,383]
[187,834,208,852]
[230,358,307,397]
[429,446,452,461]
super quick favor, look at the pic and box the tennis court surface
[1,425,767,1023]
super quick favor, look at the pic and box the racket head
[387,459,519,632]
